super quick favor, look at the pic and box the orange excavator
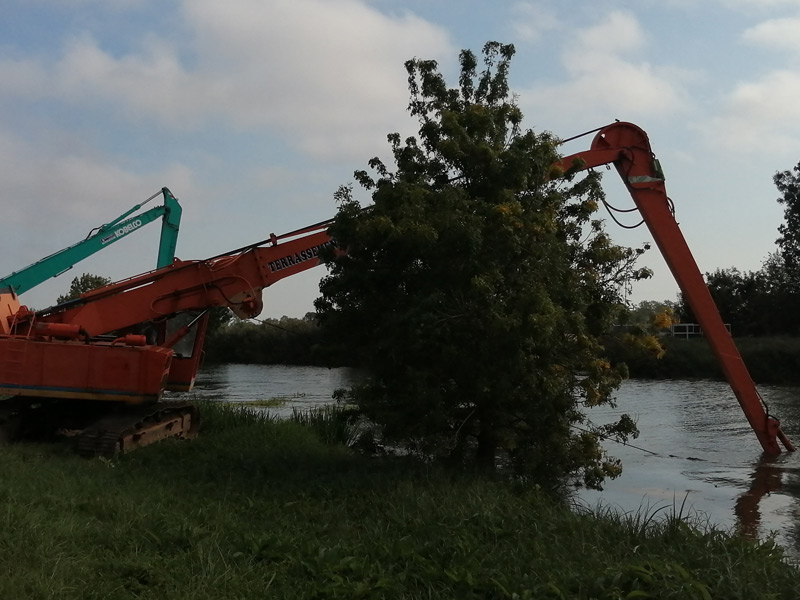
[0,219,334,454]
[0,121,792,456]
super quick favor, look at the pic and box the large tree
[316,43,645,489]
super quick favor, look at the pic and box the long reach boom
[0,188,182,295]
[555,121,793,454]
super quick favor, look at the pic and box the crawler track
[76,402,199,457]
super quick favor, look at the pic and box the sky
[2,0,800,318]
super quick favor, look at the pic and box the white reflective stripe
[629,175,664,183]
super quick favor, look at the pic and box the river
[173,364,800,558]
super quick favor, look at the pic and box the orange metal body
[0,335,171,404]
[164,313,210,392]
[556,121,793,454]
[34,223,334,337]
[0,221,334,404]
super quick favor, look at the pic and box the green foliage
[56,272,111,304]
[624,300,678,332]
[606,335,723,381]
[204,314,330,365]
[196,399,279,430]
[0,415,798,599]
[316,42,648,489]
[289,404,364,447]
[676,262,800,338]
[616,300,679,361]
[205,306,233,337]
[676,267,789,336]
[739,336,800,383]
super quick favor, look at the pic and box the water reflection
[735,455,784,540]
[740,450,800,560]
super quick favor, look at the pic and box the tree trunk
[475,419,497,472]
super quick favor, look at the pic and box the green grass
[289,403,364,446]
[0,402,797,599]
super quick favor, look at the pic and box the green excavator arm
[0,187,182,296]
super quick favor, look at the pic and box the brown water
[175,364,800,557]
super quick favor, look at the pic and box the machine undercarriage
[0,396,199,457]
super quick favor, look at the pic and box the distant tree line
[203,312,336,366]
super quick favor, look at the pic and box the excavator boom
[35,220,334,337]
[0,188,182,295]
[556,121,793,454]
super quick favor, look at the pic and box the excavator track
[75,401,199,458]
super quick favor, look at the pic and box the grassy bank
[1,403,798,599]
[608,335,800,385]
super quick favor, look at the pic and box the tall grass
[289,403,364,446]
[0,402,797,599]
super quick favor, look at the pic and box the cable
[571,423,659,456]
[601,199,645,230]
[601,201,639,214]
[249,316,309,336]
[571,423,710,462]
[558,121,620,145]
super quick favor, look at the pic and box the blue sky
[2,0,800,317]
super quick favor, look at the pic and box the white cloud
[0,0,454,162]
[0,56,49,97]
[509,2,560,43]
[16,0,147,6]
[570,11,645,55]
[697,4,800,152]
[0,0,459,311]
[180,0,454,156]
[518,12,690,128]
[702,70,800,152]
[719,0,800,8]
[743,17,800,55]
